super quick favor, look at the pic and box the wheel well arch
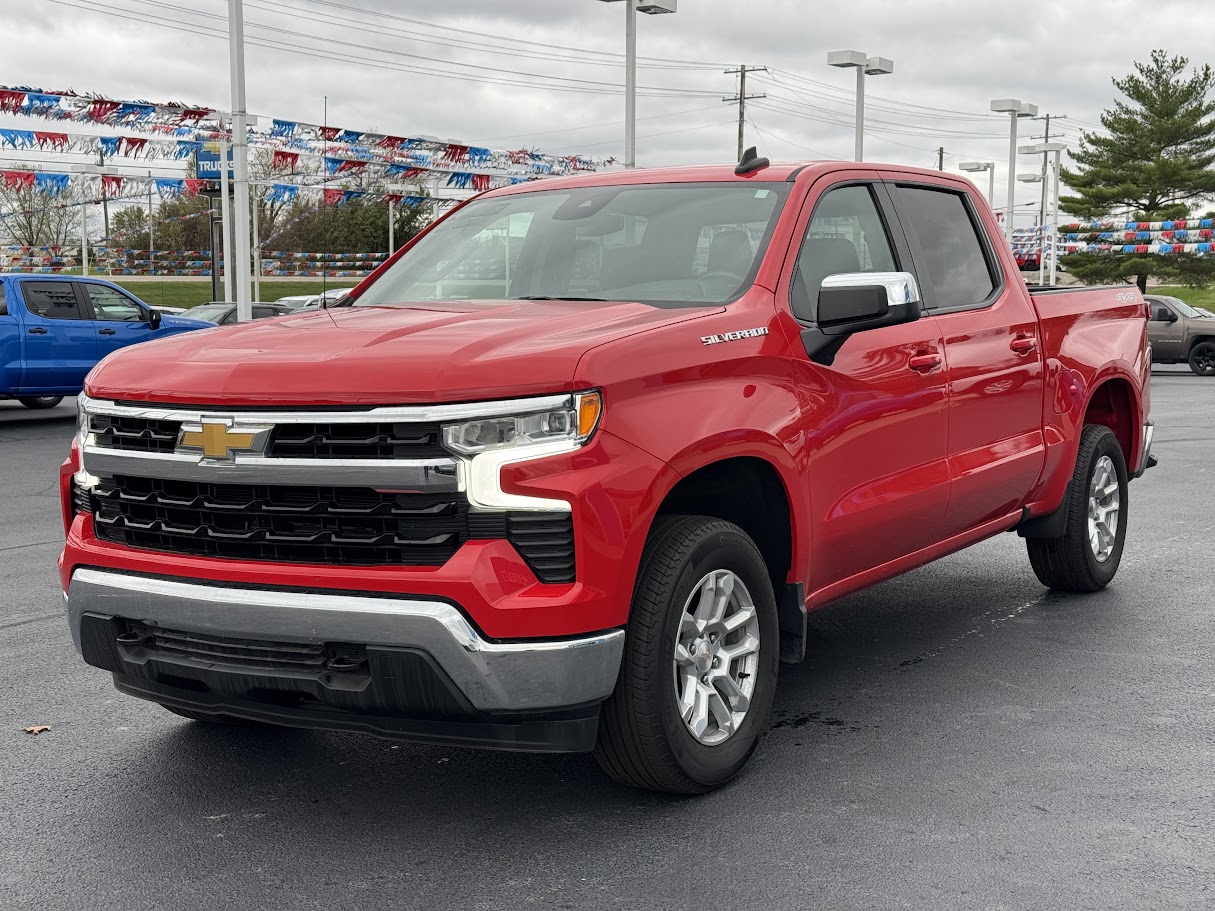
[1189,334,1215,350]
[1083,377,1137,468]
[653,456,794,599]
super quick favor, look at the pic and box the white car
[274,294,321,310]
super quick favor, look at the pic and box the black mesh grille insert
[123,621,364,673]
[267,423,446,460]
[92,475,467,565]
[91,414,180,454]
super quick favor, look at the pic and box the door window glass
[1151,302,1173,321]
[21,282,87,320]
[791,184,898,322]
[85,285,145,322]
[896,187,996,310]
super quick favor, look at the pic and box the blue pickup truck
[0,275,211,409]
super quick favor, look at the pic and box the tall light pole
[958,161,996,206]
[1026,142,1067,285]
[1017,172,1044,282]
[991,99,1038,243]
[597,0,677,169]
[828,50,894,162]
[228,0,253,320]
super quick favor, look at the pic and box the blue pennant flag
[336,130,362,144]
[34,172,70,196]
[155,178,185,199]
[0,129,36,149]
[270,119,297,138]
[174,140,202,160]
[99,136,120,156]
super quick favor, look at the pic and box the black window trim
[786,178,916,328]
[888,181,1005,315]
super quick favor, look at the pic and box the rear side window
[896,186,997,310]
[21,281,87,320]
[0,284,7,317]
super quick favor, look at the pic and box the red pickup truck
[59,155,1154,794]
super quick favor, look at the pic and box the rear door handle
[98,328,116,335]
[1011,334,1038,354]
[908,350,944,372]
[27,327,47,335]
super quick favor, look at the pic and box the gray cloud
[2,0,1212,217]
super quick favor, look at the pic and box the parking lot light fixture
[597,0,677,168]
[829,50,894,162]
[958,161,996,205]
[992,99,1038,242]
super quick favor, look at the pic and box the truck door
[782,179,951,587]
[80,282,159,358]
[888,181,1046,533]
[16,280,98,391]
[1146,297,1184,361]
[0,282,21,392]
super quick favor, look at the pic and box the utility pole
[227,0,253,321]
[937,147,945,171]
[98,150,110,249]
[724,65,767,160]
[147,170,154,277]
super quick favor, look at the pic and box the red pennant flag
[336,159,366,174]
[0,90,25,113]
[443,144,470,165]
[34,132,69,151]
[1,170,35,190]
[323,188,344,206]
[101,174,125,195]
[271,150,299,171]
[121,137,148,156]
[402,167,427,179]
[379,136,405,150]
[318,126,339,141]
[471,174,491,192]
[183,179,206,196]
[88,99,120,122]
[177,108,211,124]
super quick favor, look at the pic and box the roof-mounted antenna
[735,146,770,176]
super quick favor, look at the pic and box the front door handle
[27,327,48,335]
[1011,334,1038,354]
[908,350,944,372]
[98,328,117,335]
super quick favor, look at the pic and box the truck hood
[85,300,720,406]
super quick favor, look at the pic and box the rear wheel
[1189,341,1215,376]
[17,396,62,409]
[594,516,779,794]
[1027,424,1128,592]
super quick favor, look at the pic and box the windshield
[355,182,790,307]
[186,305,229,322]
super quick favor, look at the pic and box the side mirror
[802,272,922,365]
[147,309,162,330]
[1168,311,1179,323]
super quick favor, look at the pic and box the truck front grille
[91,415,179,454]
[266,422,446,459]
[92,475,467,566]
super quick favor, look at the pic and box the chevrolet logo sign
[177,419,270,462]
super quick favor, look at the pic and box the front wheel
[1189,341,1215,376]
[18,396,63,409]
[594,516,780,794]
[1027,424,1128,592]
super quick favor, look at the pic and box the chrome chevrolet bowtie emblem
[177,419,270,462]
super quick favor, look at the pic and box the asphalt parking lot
[2,369,1212,911]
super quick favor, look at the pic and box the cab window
[790,184,898,323]
[896,186,998,311]
[85,284,145,322]
[21,281,87,320]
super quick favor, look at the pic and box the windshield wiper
[513,295,611,302]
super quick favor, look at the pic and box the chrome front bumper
[65,569,625,715]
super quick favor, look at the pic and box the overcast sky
[3,0,1213,222]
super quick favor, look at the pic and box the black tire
[17,396,63,409]
[160,704,249,725]
[1027,424,1128,592]
[1188,341,1215,376]
[594,516,780,794]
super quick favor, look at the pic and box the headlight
[76,393,92,448]
[442,391,602,455]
